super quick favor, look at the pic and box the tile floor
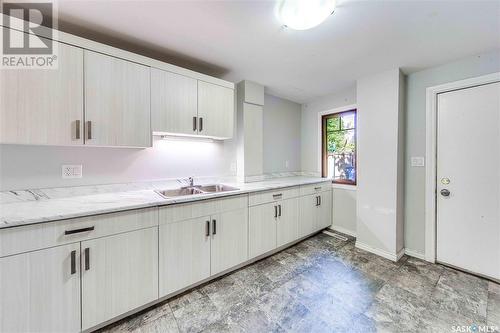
[98,233,500,333]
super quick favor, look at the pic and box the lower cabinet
[0,243,81,333]
[158,202,248,298]
[81,227,158,330]
[159,216,211,297]
[249,197,299,258]
[210,209,248,275]
[299,190,332,238]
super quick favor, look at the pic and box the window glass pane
[341,113,355,130]
[327,129,355,153]
[326,117,340,131]
[326,128,356,183]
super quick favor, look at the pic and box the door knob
[440,189,450,197]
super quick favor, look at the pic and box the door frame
[424,72,500,263]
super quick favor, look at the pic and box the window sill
[331,183,357,190]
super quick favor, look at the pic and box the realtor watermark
[452,324,499,332]
[1,1,58,69]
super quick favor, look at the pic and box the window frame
[321,109,357,185]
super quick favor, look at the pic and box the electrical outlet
[411,157,425,167]
[62,165,83,179]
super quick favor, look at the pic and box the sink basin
[156,187,204,198]
[156,184,239,198]
[198,184,239,193]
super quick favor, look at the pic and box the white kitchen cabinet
[277,198,299,247]
[211,208,248,275]
[81,227,158,330]
[299,190,333,238]
[0,38,84,146]
[84,50,151,147]
[317,190,332,229]
[197,80,234,139]
[159,216,211,297]
[299,194,319,238]
[151,68,198,136]
[0,243,81,333]
[249,203,277,258]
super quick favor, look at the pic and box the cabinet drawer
[299,182,332,196]
[248,186,300,207]
[159,195,248,224]
[0,208,158,258]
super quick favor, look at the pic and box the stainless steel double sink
[156,184,239,199]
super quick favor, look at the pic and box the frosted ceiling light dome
[276,0,336,30]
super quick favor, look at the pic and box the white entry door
[437,81,500,280]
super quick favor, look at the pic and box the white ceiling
[55,0,500,103]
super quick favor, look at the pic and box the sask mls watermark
[1,1,58,69]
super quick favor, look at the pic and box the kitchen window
[322,110,357,185]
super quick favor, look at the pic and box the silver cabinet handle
[272,193,283,199]
[84,247,90,271]
[274,205,278,218]
[193,116,197,132]
[199,117,203,132]
[74,120,81,140]
[64,226,94,235]
[212,219,217,235]
[206,220,210,237]
[70,250,77,275]
[278,204,282,217]
[86,121,92,140]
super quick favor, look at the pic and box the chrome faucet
[177,177,194,187]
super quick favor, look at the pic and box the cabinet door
[277,198,299,247]
[151,68,198,135]
[159,217,211,297]
[0,38,83,145]
[249,203,277,259]
[81,227,158,330]
[317,190,333,230]
[299,194,318,238]
[211,208,248,275]
[84,50,151,147]
[0,243,81,333]
[197,81,234,139]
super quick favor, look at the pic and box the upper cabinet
[197,81,234,139]
[151,68,198,136]
[0,40,84,146]
[84,51,151,147]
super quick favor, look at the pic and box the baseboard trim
[355,241,404,262]
[330,225,356,238]
[404,249,426,260]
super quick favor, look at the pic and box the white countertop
[0,177,330,229]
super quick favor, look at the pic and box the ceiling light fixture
[276,0,336,31]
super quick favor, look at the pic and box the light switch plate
[62,165,83,179]
[411,157,425,167]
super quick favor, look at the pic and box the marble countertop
[0,177,330,229]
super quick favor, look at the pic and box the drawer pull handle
[84,247,90,271]
[314,187,322,190]
[272,193,283,199]
[65,226,95,235]
[70,250,76,275]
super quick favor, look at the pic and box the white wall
[356,68,405,259]
[0,137,236,191]
[332,187,357,236]
[404,49,500,256]
[263,94,301,173]
[300,86,357,174]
